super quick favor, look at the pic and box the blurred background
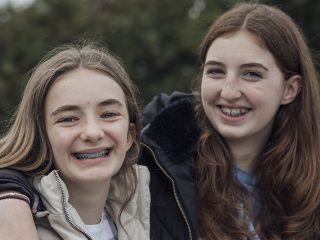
[0,0,319,128]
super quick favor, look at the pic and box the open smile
[218,105,251,117]
[73,148,112,160]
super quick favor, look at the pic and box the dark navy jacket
[140,92,200,240]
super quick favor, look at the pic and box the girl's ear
[281,75,302,105]
[126,123,135,150]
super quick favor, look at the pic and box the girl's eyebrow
[204,60,224,67]
[204,60,269,72]
[50,99,124,117]
[98,99,123,108]
[240,63,269,71]
[50,105,79,117]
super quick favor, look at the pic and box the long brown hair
[195,3,320,239]
[0,42,141,225]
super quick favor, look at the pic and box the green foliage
[0,0,223,124]
[0,0,319,125]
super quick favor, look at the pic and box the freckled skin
[45,68,133,188]
[201,31,299,170]
[201,31,287,144]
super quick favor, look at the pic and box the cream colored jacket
[31,165,150,240]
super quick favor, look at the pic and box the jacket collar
[141,94,199,166]
[141,94,200,238]
[32,166,150,239]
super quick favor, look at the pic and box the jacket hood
[140,92,200,239]
[141,93,200,165]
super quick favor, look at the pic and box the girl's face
[201,31,299,146]
[45,68,133,187]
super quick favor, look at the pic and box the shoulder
[36,221,62,240]
[133,165,150,206]
[109,165,150,205]
[141,91,198,142]
[133,165,150,182]
[109,165,150,239]
[141,91,194,128]
[141,92,199,165]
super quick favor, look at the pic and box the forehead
[45,68,127,109]
[206,31,274,64]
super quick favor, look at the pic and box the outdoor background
[0,0,319,129]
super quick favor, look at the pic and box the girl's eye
[205,68,225,78]
[57,117,78,124]
[101,112,118,119]
[206,68,224,75]
[243,71,263,80]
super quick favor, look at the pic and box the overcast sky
[0,0,34,7]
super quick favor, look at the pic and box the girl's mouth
[73,149,111,160]
[219,106,251,117]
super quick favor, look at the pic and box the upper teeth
[74,149,109,159]
[220,107,248,116]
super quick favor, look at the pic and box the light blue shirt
[234,167,261,240]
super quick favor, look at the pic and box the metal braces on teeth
[75,150,109,159]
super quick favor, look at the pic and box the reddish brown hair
[195,2,320,239]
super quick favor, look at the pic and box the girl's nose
[220,79,242,100]
[80,119,104,142]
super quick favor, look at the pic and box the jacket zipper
[53,171,93,240]
[141,143,193,240]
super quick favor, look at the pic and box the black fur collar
[142,96,200,165]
